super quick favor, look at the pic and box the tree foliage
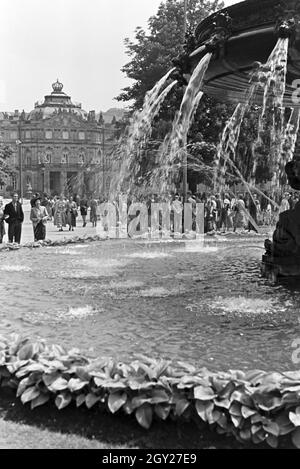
[0,144,14,187]
[117,0,224,108]
[116,0,275,192]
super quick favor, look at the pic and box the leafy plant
[0,334,300,447]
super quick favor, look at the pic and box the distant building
[0,80,118,198]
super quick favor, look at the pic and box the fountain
[109,0,300,278]
[181,0,300,281]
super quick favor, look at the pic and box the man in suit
[4,192,24,244]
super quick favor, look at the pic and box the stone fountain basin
[191,0,300,107]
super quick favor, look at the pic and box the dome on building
[28,80,88,121]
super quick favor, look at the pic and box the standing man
[4,192,24,244]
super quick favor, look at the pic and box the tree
[0,144,14,188]
[116,0,277,193]
[116,0,224,108]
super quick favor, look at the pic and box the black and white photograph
[0,0,300,454]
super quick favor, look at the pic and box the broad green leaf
[123,400,134,415]
[24,363,45,373]
[292,428,300,448]
[195,401,213,422]
[108,392,127,414]
[263,421,280,437]
[48,377,69,392]
[76,367,91,382]
[216,413,228,430]
[68,378,89,392]
[289,411,300,427]
[239,428,251,441]
[16,377,30,397]
[231,415,243,428]
[208,410,222,425]
[251,423,262,435]
[252,429,266,444]
[20,386,40,404]
[213,398,231,409]
[55,392,72,410]
[76,394,86,407]
[0,351,5,366]
[31,393,50,409]
[241,406,256,419]
[194,386,216,401]
[154,404,170,421]
[229,403,242,416]
[18,343,35,361]
[253,394,282,411]
[85,393,100,409]
[42,372,61,387]
[218,381,236,399]
[266,435,278,448]
[175,399,190,417]
[230,390,252,406]
[135,404,153,429]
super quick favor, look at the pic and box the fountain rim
[194,0,282,44]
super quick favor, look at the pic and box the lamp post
[182,0,188,201]
[102,126,105,197]
[16,122,23,203]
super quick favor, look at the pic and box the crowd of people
[197,190,299,233]
[0,192,101,244]
[0,189,299,244]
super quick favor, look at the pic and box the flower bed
[0,334,300,448]
[0,235,107,251]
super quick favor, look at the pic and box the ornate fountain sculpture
[185,0,300,280]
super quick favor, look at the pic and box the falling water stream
[149,52,212,195]
[109,68,177,198]
[215,37,290,201]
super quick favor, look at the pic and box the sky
[0,0,240,113]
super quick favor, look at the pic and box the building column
[60,170,67,194]
[44,169,50,194]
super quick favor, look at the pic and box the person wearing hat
[30,197,49,241]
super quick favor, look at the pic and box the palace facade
[0,80,117,198]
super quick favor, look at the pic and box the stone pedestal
[261,160,300,281]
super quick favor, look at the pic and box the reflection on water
[0,239,299,371]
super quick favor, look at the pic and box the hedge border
[0,334,300,448]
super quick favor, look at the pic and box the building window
[25,131,31,139]
[26,153,32,167]
[12,174,17,190]
[10,131,18,140]
[78,131,85,140]
[62,131,69,140]
[79,153,85,164]
[61,152,68,164]
[45,130,53,139]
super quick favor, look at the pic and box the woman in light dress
[30,198,49,241]
[54,194,67,231]
[66,195,78,231]
[233,194,247,232]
